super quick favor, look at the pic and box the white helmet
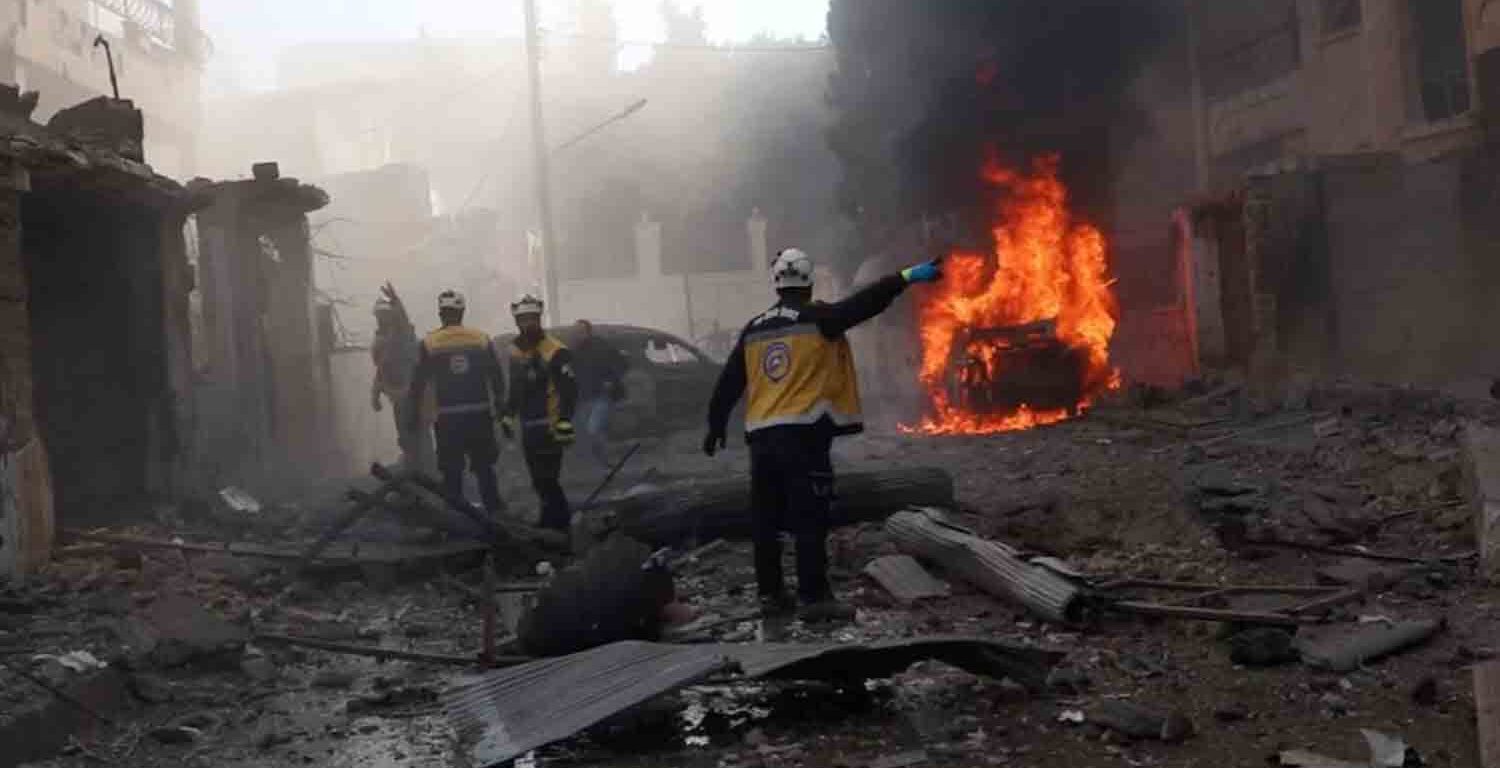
[438,290,466,312]
[510,294,544,318]
[771,248,814,291]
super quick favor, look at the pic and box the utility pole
[523,0,562,326]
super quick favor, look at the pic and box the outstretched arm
[812,259,944,337]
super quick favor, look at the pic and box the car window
[643,337,701,366]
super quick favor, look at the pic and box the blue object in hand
[901,259,942,284]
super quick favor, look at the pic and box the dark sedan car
[494,324,725,437]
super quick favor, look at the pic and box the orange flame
[907,154,1120,435]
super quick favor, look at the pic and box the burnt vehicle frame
[944,318,1087,417]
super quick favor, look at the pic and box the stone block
[45,96,144,162]
[1461,422,1500,583]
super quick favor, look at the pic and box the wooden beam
[253,633,530,668]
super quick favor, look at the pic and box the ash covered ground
[3,382,1496,768]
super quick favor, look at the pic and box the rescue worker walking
[370,282,432,473]
[499,295,579,532]
[406,290,507,513]
[704,248,942,623]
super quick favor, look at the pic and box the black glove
[702,431,725,457]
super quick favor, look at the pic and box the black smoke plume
[826,0,1174,267]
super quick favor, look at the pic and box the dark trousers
[525,443,571,531]
[434,413,502,512]
[749,429,834,604]
[391,396,434,475]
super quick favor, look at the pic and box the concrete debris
[863,554,952,603]
[32,650,107,672]
[1194,467,1262,497]
[869,750,930,768]
[1229,628,1299,667]
[1279,730,1416,768]
[1297,618,1445,672]
[1087,700,1194,743]
[217,486,263,515]
[149,725,202,745]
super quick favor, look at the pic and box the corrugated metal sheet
[863,554,951,603]
[887,508,1081,623]
[446,642,731,768]
[447,637,1064,768]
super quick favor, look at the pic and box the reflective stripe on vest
[422,325,496,412]
[742,321,863,434]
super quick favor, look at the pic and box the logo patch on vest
[761,341,791,383]
[449,354,470,375]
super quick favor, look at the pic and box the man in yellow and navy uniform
[499,295,578,532]
[407,289,507,513]
[704,248,942,623]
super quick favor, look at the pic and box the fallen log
[607,467,955,546]
[886,507,1080,623]
[1297,617,1445,672]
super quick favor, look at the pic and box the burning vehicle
[945,318,1089,419]
[911,155,1120,435]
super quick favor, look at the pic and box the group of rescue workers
[368,247,942,625]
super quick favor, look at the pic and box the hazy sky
[200,0,831,94]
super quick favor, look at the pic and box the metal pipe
[92,36,120,99]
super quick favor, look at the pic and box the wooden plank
[253,633,529,668]
[863,554,951,603]
[1474,661,1500,768]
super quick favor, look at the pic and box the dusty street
[2,382,1492,768]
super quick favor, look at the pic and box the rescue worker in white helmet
[406,290,507,513]
[704,248,942,623]
[498,295,579,531]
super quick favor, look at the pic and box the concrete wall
[554,213,776,345]
[1320,153,1484,383]
[1190,0,1487,186]
[0,181,53,580]
[0,0,203,177]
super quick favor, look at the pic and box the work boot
[758,592,795,618]
[797,597,856,625]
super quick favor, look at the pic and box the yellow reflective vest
[742,317,863,435]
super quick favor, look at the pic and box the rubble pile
[1,381,1496,767]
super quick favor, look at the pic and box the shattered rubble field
[4,384,1497,768]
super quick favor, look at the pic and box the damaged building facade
[1175,0,1500,389]
[0,87,338,580]
[187,164,338,490]
[0,88,196,579]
